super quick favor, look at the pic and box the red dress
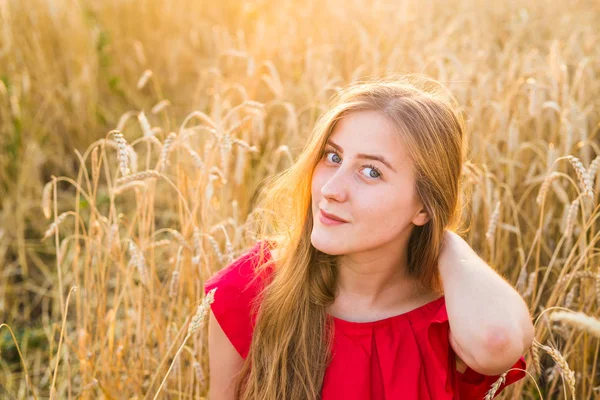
[204,241,527,399]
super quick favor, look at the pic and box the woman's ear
[412,209,430,226]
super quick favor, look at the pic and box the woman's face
[310,110,429,256]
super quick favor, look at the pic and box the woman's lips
[319,209,348,225]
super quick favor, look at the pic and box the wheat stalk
[192,226,202,266]
[534,341,576,398]
[564,199,579,237]
[596,271,600,308]
[113,180,146,195]
[145,239,171,250]
[151,99,171,114]
[41,180,53,219]
[184,144,206,171]
[217,225,234,264]
[160,132,177,171]
[168,246,184,297]
[559,270,598,284]
[485,200,501,244]
[115,170,161,185]
[483,371,507,400]
[232,138,259,153]
[523,272,536,298]
[536,172,560,205]
[111,130,131,177]
[42,212,72,240]
[152,288,217,399]
[531,345,542,376]
[192,360,205,388]
[587,155,600,185]
[136,69,153,90]
[566,155,593,198]
[138,111,154,137]
[564,282,579,308]
[205,174,218,201]
[516,265,528,294]
[274,145,294,168]
[162,229,190,250]
[128,240,149,287]
[550,311,600,338]
[106,223,119,252]
[204,233,224,263]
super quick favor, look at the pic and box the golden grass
[0,0,599,398]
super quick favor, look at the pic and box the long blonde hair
[236,74,467,399]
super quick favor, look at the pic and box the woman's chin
[310,232,345,255]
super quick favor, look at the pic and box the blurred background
[0,0,599,398]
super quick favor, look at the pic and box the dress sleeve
[203,241,272,359]
[456,356,527,399]
[427,299,455,394]
[427,299,528,399]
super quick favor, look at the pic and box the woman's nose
[320,169,348,202]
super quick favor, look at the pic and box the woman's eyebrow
[326,140,397,173]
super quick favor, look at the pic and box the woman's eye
[326,151,341,164]
[361,165,382,179]
[324,150,382,180]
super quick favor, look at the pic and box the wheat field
[1,0,599,398]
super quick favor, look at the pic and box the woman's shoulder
[203,240,275,359]
[204,240,274,295]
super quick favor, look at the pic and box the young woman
[204,75,533,399]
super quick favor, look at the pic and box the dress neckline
[262,242,445,328]
[326,295,445,328]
